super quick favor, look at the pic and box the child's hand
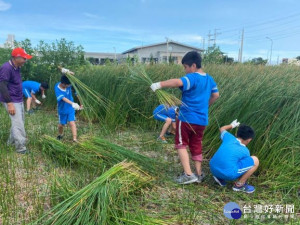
[150,82,161,92]
[230,119,240,128]
[72,103,80,110]
[61,67,75,75]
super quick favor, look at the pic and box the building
[0,34,15,48]
[84,40,203,65]
[282,58,300,66]
[122,40,203,64]
[84,52,122,65]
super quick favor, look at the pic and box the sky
[0,0,300,63]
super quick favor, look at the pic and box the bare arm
[31,93,37,101]
[209,92,220,106]
[62,97,74,105]
[219,124,233,133]
[160,79,183,88]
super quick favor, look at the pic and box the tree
[296,56,300,60]
[202,46,233,64]
[245,57,268,65]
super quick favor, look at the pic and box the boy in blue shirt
[22,80,48,113]
[150,51,219,184]
[209,119,259,193]
[153,104,178,143]
[55,75,81,142]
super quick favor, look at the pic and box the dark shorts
[175,120,206,161]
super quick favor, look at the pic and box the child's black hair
[237,125,255,140]
[41,82,49,89]
[61,75,71,85]
[181,51,202,68]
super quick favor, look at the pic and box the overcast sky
[0,0,299,63]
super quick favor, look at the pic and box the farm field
[0,64,299,224]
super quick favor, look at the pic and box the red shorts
[175,120,206,161]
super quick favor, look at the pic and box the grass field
[0,64,299,224]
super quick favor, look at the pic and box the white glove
[72,103,80,110]
[42,94,46,99]
[79,105,84,110]
[150,82,161,92]
[61,67,74,75]
[61,68,70,74]
[35,99,41,104]
[230,119,240,128]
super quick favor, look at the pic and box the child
[153,104,178,143]
[55,75,81,142]
[150,51,219,184]
[22,81,49,113]
[209,119,259,193]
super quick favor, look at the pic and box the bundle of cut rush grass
[32,162,167,225]
[127,65,182,107]
[41,135,158,174]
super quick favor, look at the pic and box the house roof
[122,40,203,54]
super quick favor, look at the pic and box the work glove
[61,67,74,75]
[35,99,41,104]
[72,103,80,110]
[42,94,46,99]
[150,82,161,92]
[230,119,240,128]
[79,105,84,110]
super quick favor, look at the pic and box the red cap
[11,48,33,59]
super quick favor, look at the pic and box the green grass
[0,63,299,224]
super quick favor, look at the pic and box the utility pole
[266,37,273,65]
[207,31,213,48]
[213,29,222,46]
[202,38,205,50]
[238,28,244,63]
[165,37,169,63]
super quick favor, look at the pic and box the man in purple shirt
[0,48,33,154]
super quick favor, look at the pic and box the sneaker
[196,172,205,183]
[17,149,30,154]
[157,136,167,143]
[26,109,34,115]
[57,135,63,140]
[165,132,175,137]
[73,139,78,143]
[232,183,255,193]
[175,173,198,184]
[213,176,227,187]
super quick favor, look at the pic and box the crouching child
[209,119,259,193]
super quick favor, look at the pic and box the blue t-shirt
[209,131,251,179]
[54,82,74,114]
[153,104,177,119]
[178,72,218,126]
[22,81,41,94]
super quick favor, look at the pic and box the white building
[0,34,15,48]
[282,58,300,66]
[84,41,203,65]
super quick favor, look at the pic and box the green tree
[296,56,300,60]
[203,46,226,64]
[0,47,12,65]
[244,57,268,65]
